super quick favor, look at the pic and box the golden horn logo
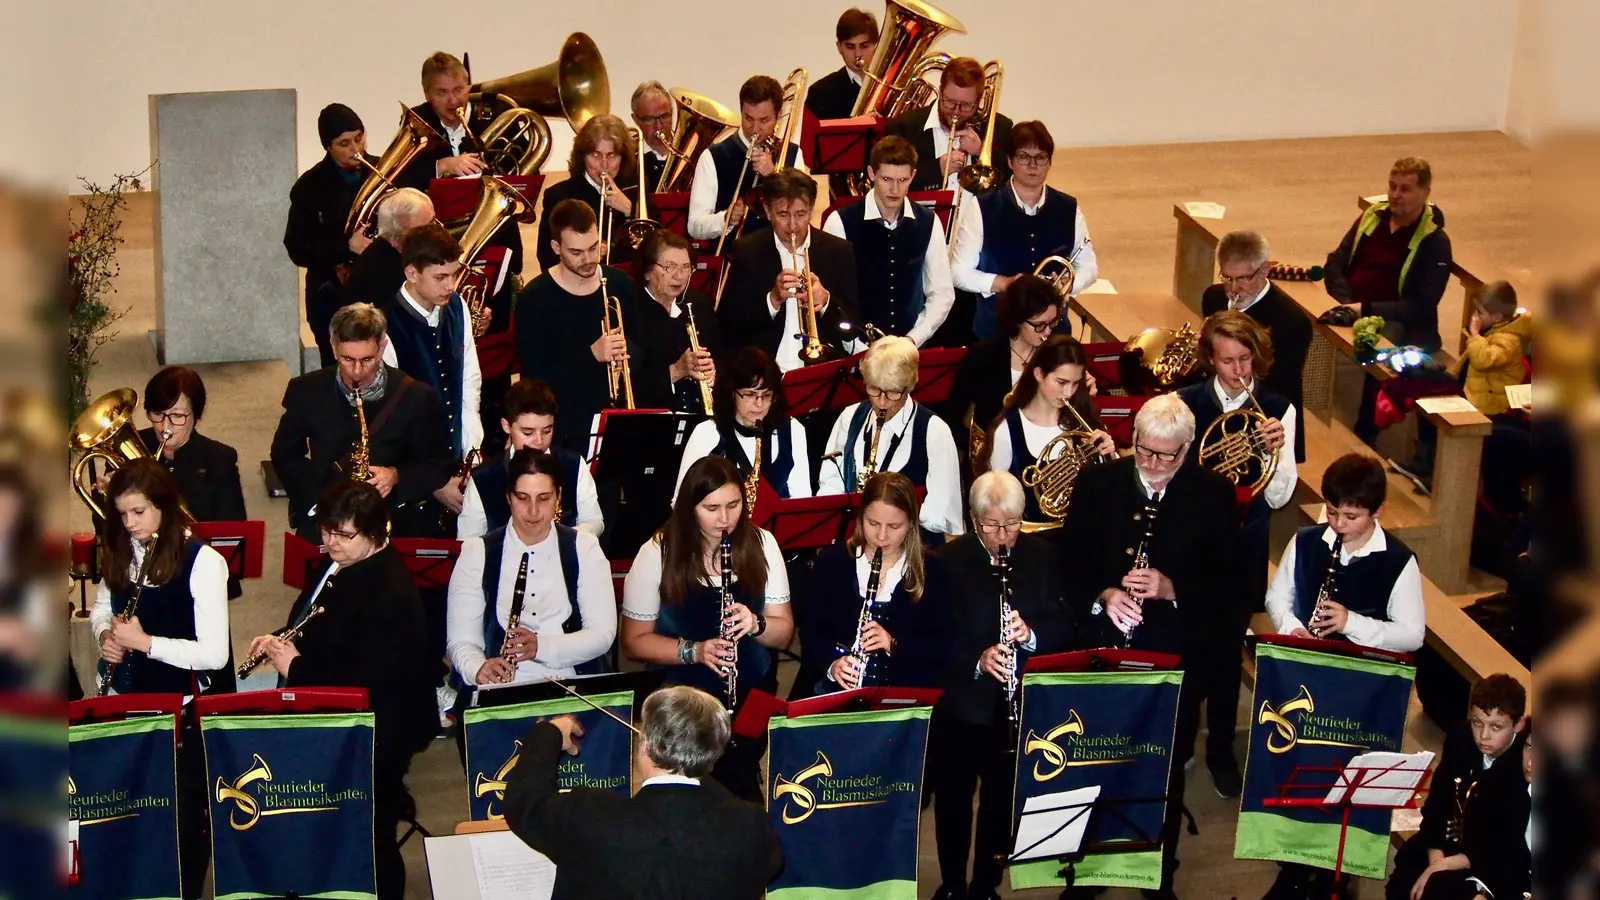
[1023,710,1086,782]
[772,751,834,825]
[1258,685,1318,753]
[473,741,522,821]
[215,754,274,831]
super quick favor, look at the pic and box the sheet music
[1183,201,1226,219]
[1415,396,1480,415]
[1011,785,1101,861]
[1504,383,1531,409]
[472,831,555,900]
[1324,750,1433,807]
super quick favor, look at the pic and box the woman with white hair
[927,469,1074,900]
[817,336,964,538]
[1059,391,1246,897]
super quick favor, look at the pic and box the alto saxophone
[849,546,885,686]
[743,435,762,512]
[98,532,158,696]
[500,552,530,674]
[348,386,372,482]
[997,542,1020,732]
[857,407,888,491]
[1308,536,1343,638]
[1121,498,1162,649]
[718,536,737,708]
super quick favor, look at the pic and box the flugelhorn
[346,104,445,238]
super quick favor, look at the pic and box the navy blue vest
[973,186,1079,339]
[469,450,584,532]
[837,200,934,335]
[105,540,221,695]
[1000,407,1048,523]
[709,135,800,245]
[651,548,772,698]
[1289,525,1414,643]
[842,402,935,490]
[1177,379,1292,531]
[386,291,467,454]
[711,419,797,499]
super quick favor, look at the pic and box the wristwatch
[752,612,768,638]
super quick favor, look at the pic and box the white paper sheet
[1415,395,1481,415]
[1323,750,1434,808]
[1504,383,1532,410]
[1363,193,1387,206]
[1011,785,1102,861]
[424,830,556,900]
[1183,201,1226,219]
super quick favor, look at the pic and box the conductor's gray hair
[642,685,731,777]
[1216,230,1270,270]
[376,188,434,244]
[329,302,387,345]
[1133,394,1196,445]
[969,470,1026,521]
[630,80,672,112]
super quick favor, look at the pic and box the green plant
[1351,315,1385,354]
[66,168,148,423]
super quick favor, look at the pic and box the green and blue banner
[1009,670,1183,891]
[202,711,375,900]
[464,691,634,821]
[766,705,931,900]
[1235,643,1415,878]
[69,714,177,900]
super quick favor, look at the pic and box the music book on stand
[189,520,265,580]
[806,113,887,175]
[427,175,546,222]
[780,353,865,418]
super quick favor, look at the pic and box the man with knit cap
[285,103,377,366]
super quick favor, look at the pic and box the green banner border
[767,879,917,900]
[218,891,374,900]
[767,705,933,732]
[1256,643,1416,679]
[1022,670,1185,688]
[70,713,176,743]
[200,712,375,733]
[463,690,633,727]
[1234,810,1390,879]
[1011,847,1165,890]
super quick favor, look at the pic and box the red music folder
[1091,395,1149,449]
[190,520,265,579]
[806,114,887,175]
[1024,648,1183,673]
[733,685,939,738]
[391,538,463,590]
[652,191,692,238]
[427,174,545,222]
[1256,632,1414,666]
[752,492,861,550]
[195,687,370,716]
[780,353,866,417]
[912,347,965,404]
[908,189,957,231]
[282,532,327,591]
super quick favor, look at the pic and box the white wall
[62,0,1518,188]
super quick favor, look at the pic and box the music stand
[195,687,370,716]
[392,538,463,590]
[473,670,664,710]
[753,492,861,551]
[689,253,724,296]
[190,521,265,581]
[1084,341,1128,392]
[589,409,694,556]
[781,353,866,418]
[806,114,886,177]
[733,685,939,739]
[652,191,692,237]
[426,175,546,223]
[281,531,328,591]
[1257,632,1414,667]
[68,692,185,727]
[912,347,966,404]
[1091,396,1149,449]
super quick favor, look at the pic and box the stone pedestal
[150,89,301,372]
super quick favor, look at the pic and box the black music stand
[589,409,696,556]
[392,538,463,591]
[473,670,665,711]
[1002,791,1167,890]
[1265,760,1432,900]
[913,347,966,404]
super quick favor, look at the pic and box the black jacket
[632,286,724,412]
[505,720,783,900]
[1323,204,1453,351]
[805,66,860,122]
[932,534,1073,726]
[1200,282,1311,462]
[137,429,246,524]
[398,99,525,274]
[717,227,860,359]
[283,153,375,293]
[883,104,1014,192]
[341,238,405,311]
[535,173,639,271]
[941,337,1012,438]
[285,545,437,760]
[269,366,453,535]
[1060,457,1244,658]
[1417,724,1527,854]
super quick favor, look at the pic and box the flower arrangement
[1351,315,1385,357]
[67,169,148,423]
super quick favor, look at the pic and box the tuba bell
[69,388,153,519]
[654,89,739,193]
[469,32,610,134]
[451,176,534,335]
[346,104,446,238]
[852,0,968,119]
[956,60,1004,193]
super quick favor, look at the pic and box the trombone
[957,60,1004,193]
[623,126,663,249]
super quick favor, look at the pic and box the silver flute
[238,564,340,677]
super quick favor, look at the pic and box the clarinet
[1121,499,1162,650]
[98,532,158,696]
[500,552,531,673]
[997,542,1020,733]
[238,563,340,677]
[1308,536,1343,638]
[849,546,885,686]
[718,536,737,709]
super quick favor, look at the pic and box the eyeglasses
[735,389,775,404]
[319,527,361,542]
[1013,152,1051,167]
[1024,315,1061,335]
[865,386,908,402]
[634,112,671,126]
[655,262,693,276]
[976,519,1022,535]
[1134,443,1183,463]
[1219,265,1267,287]
[939,99,978,115]
[149,410,192,425]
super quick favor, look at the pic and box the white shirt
[442,102,471,156]
[446,525,617,686]
[765,229,853,371]
[1209,377,1298,511]
[674,418,813,503]
[641,774,700,788]
[950,187,1100,298]
[855,547,908,599]
[1230,280,1271,314]
[986,409,1067,475]
[92,539,231,674]
[817,400,965,536]
[621,528,792,622]
[822,191,955,346]
[381,285,484,457]
[1265,523,1426,652]
[922,105,965,194]
[456,452,604,541]
[686,133,809,240]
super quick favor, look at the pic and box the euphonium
[957,61,1004,193]
[852,0,967,119]
[346,104,445,238]
[743,435,762,512]
[884,53,954,119]
[857,406,888,491]
[1308,536,1342,638]
[601,273,635,409]
[474,104,553,176]
[685,302,714,415]
[624,126,663,249]
[98,532,157,696]
[718,536,737,708]
[70,388,154,519]
[654,89,738,193]
[1121,497,1162,649]
[849,546,885,685]
[1196,386,1280,498]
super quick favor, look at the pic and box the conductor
[504,685,783,900]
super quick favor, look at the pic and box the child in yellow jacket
[1455,281,1532,415]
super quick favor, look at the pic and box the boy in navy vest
[381,222,482,519]
[686,75,804,244]
[822,134,954,345]
[457,379,603,540]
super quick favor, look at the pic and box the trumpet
[718,536,737,708]
[98,533,157,696]
[685,301,714,415]
[858,406,888,491]
[1121,498,1162,649]
[1308,536,1342,638]
[743,435,762,512]
[601,273,635,409]
[957,61,1004,193]
[792,235,833,366]
[849,546,885,686]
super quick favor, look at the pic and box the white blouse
[622,528,791,622]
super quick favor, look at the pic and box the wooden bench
[1070,291,1195,345]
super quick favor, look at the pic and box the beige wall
[63,0,1519,188]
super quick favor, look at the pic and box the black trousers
[930,711,1016,893]
[176,713,212,900]
[1203,519,1268,764]
[1385,836,1482,900]
[374,748,421,900]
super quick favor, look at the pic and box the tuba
[451,176,534,336]
[470,32,609,134]
[346,104,446,238]
[1197,387,1281,498]
[957,61,1004,193]
[1122,322,1201,394]
[473,104,553,176]
[654,89,738,193]
[853,0,968,119]
[70,388,153,519]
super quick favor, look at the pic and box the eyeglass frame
[864,386,909,402]
[1134,443,1184,463]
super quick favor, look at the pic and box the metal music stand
[391,538,463,590]
[912,347,966,404]
[588,408,695,556]
[805,113,887,178]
